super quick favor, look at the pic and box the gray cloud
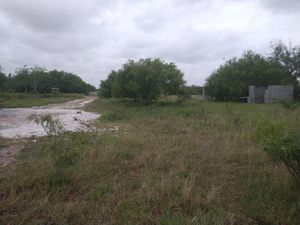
[0,0,299,86]
[0,0,102,31]
[260,0,300,13]
[231,0,300,13]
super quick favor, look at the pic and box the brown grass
[0,98,299,225]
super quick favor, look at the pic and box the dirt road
[0,96,99,167]
[0,96,99,139]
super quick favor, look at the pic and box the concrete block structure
[264,85,294,103]
[248,86,265,103]
[247,85,294,103]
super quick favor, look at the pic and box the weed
[28,113,64,136]
[90,183,114,199]
[256,117,300,184]
[0,98,299,225]
[280,100,299,110]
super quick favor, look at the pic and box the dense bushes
[205,51,297,101]
[0,66,95,94]
[182,85,203,96]
[205,42,300,101]
[256,118,300,184]
[99,58,185,104]
[0,70,7,91]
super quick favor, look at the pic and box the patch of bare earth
[0,96,99,168]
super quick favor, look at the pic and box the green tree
[30,67,45,93]
[5,67,93,94]
[98,70,117,98]
[37,70,92,94]
[269,41,300,98]
[182,85,203,96]
[38,70,62,93]
[270,41,300,78]
[0,66,7,92]
[205,51,296,101]
[60,72,89,94]
[12,66,32,93]
[86,83,96,92]
[99,58,185,104]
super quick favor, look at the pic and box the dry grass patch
[0,98,299,225]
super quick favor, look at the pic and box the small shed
[247,85,294,103]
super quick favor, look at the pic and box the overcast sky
[0,0,299,87]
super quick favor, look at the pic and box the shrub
[205,50,297,101]
[29,113,64,136]
[256,118,300,184]
[280,100,299,110]
[99,58,185,104]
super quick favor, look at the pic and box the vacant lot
[0,97,299,225]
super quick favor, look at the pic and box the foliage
[280,100,299,110]
[29,113,64,136]
[10,66,32,93]
[269,41,300,98]
[256,118,300,184]
[0,65,95,94]
[205,51,296,101]
[37,70,91,94]
[182,85,203,96]
[269,41,300,78]
[98,70,117,98]
[0,66,7,92]
[99,58,185,104]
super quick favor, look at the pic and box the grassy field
[0,97,299,225]
[0,93,85,108]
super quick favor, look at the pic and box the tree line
[99,42,299,103]
[0,66,96,94]
[205,42,300,101]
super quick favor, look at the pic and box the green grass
[0,97,299,225]
[0,93,85,108]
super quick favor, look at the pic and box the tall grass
[0,98,299,224]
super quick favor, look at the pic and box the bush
[256,118,300,184]
[28,113,64,136]
[0,71,7,92]
[205,50,297,101]
[280,100,299,110]
[98,58,185,104]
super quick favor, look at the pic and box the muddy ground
[0,96,100,167]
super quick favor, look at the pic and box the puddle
[0,97,100,138]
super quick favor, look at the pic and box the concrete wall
[248,85,294,103]
[248,86,265,103]
[264,85,294,103]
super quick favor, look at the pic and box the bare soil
[0,96,99,167]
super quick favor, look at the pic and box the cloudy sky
[0,0,299,87]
